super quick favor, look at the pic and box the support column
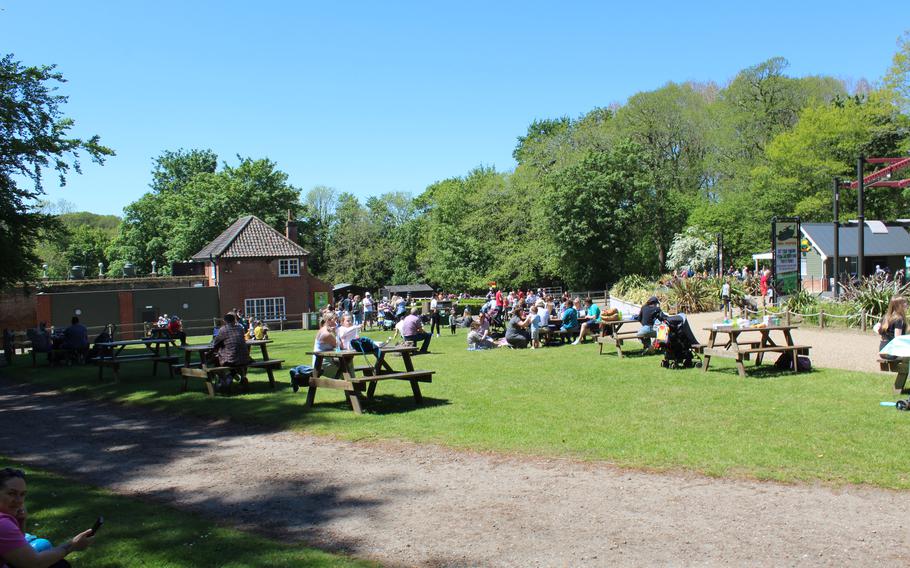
[118,291,135,339]
[36,295,52,327]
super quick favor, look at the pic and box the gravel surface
[1,381,906,567]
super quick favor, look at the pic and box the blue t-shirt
[530,313,543,330]
[587,304,601,321]
[561,307,579,330]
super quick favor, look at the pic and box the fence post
[861,309,867,332]
[785,308,791,326]
[819,308,825,329]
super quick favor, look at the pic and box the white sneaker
[572,340,580,345]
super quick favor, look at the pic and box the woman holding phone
[0,467,95,567]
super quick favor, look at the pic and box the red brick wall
[0,290,38,331]
[216,257,331,316]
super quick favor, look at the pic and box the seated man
[62,317,89,361]
[26,323,51,354]
[212,313,249,367]
[401,308,431,353]
[573,298,602,345]
[167,316,187,346]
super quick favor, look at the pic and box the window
[244,297,286,321]
[278,258,299,277]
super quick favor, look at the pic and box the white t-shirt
[363,297,373,311]
[430,298,438,310]
[721,283,730,298]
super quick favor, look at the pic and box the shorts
[531,328,540,341]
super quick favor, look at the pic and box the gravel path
[686,311,883,373]
[1,381,906,567]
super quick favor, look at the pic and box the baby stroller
[655,317,701,369]
[379,309,396,331]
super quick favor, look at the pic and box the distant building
[192,215,332,320]
[801,222,910,291]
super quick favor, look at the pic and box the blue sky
[4,1,908,216]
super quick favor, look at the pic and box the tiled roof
[192,215,309,260]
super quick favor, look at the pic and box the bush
[667,277,718,313]
[840,276,910,319]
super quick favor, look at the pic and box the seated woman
[879,296,907,359]
[467,321,497,350]
[0,467,94,568]
[636,296,699,349]
[459,308,474,328]
[505,307,531,349]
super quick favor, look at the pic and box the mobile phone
[89,516,104,535]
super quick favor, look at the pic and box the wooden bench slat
[248,359,284,368]
[349,370,434,384]
[738,345,811,354]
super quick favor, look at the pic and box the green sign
[314,291,329,310]
[772,218,801,296]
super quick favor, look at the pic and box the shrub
[840,276,910,319]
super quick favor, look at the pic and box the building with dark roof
[192,215,332,319]
[800,222,910,291]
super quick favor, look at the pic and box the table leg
[345,390,364,414]
[736,357,747,379]
[305,382,317,407]
[367,381,378,399]
[313,355,324,378]
[402,353,415,372]
[702,331,717,373]
[260,344,270,361]
[410,380,423,404]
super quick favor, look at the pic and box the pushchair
[378,309,396,331]
[654,317,701,369]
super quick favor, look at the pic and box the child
[449,306,458,335]
[529,305,543,349]
[721,280,731,318]
[336,314,363,350]
[467,320,496,350]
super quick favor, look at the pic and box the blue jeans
[404,332,432,353]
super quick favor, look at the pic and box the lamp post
[833,177,840,299]
[151,260,157,276]
[857,156,865,279]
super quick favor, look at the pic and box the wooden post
[861,309,867,332]
[785,308,791,326]
[819,308,825,329]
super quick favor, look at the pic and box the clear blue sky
[4,1,908,216]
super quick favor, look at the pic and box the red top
[0,513,27,568]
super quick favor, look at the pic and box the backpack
[774,353,811,372]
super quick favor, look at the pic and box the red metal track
[845,157,910,189]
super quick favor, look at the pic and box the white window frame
[244,297,286,321]
[278,258,300,278]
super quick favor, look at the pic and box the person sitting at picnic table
[573,298,602,345]
[561,300,580,334]
[0,467,95,568]
[61,317,89,361]
[505,307,531,349]
[167,315,186,346]
[26,323,52,358]
[467,320,497,350]
[401,308,431,353]
[636,296,700,349]
[211,313,249,368]
[878,295,907,358]
[253,320,269,340]
[335,314,363,350]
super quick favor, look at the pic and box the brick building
[192,215,331,321]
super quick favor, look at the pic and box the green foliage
[111,151,301,273]
[840,276,910,318]
[667,277,719,313]
[0,53,113,287]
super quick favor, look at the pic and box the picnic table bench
[178,339,283,396]
[701,325,810,379]
[597,318,648,357]
[305,345,434,414]
[94,339,179,382]
[879,357,910,394]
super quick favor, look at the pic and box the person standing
[429,293,442,337]
[362,292,374,330]
[721,280,731,318]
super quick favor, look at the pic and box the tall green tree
[0,54,113,287]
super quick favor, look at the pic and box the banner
[772,218,801,296]
[314,291,329,310]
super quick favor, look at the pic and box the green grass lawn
[4,329,910,489]
[2,460,374,568]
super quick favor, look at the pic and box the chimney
[285,210,298,243]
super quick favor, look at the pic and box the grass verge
[1,459,375,567]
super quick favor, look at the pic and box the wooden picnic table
[179,339,283,395]
[597,318,646,357]
[305,344,434,414]
[94,338,178,382]
[701,324,810,379]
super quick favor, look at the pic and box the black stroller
[654,316,701,369]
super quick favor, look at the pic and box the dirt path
[1,381,906,567]
[686,311,883,373]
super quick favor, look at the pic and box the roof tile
[192,215,309,260]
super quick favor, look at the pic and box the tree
[112,152,301,273]
[0,54,113,287]
[883,31,910,113]
[666,227,717,272]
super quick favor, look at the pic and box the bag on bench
[289,364,314,393]
[774,353,811,372]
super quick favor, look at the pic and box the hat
[647,296,659,305]
[365,292,371,297]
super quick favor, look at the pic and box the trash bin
[306,312,319,330]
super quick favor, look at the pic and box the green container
[305,312,319,330]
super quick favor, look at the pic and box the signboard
[772,217,801,296]
[905,256,910,280]
[314,291,329,310]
